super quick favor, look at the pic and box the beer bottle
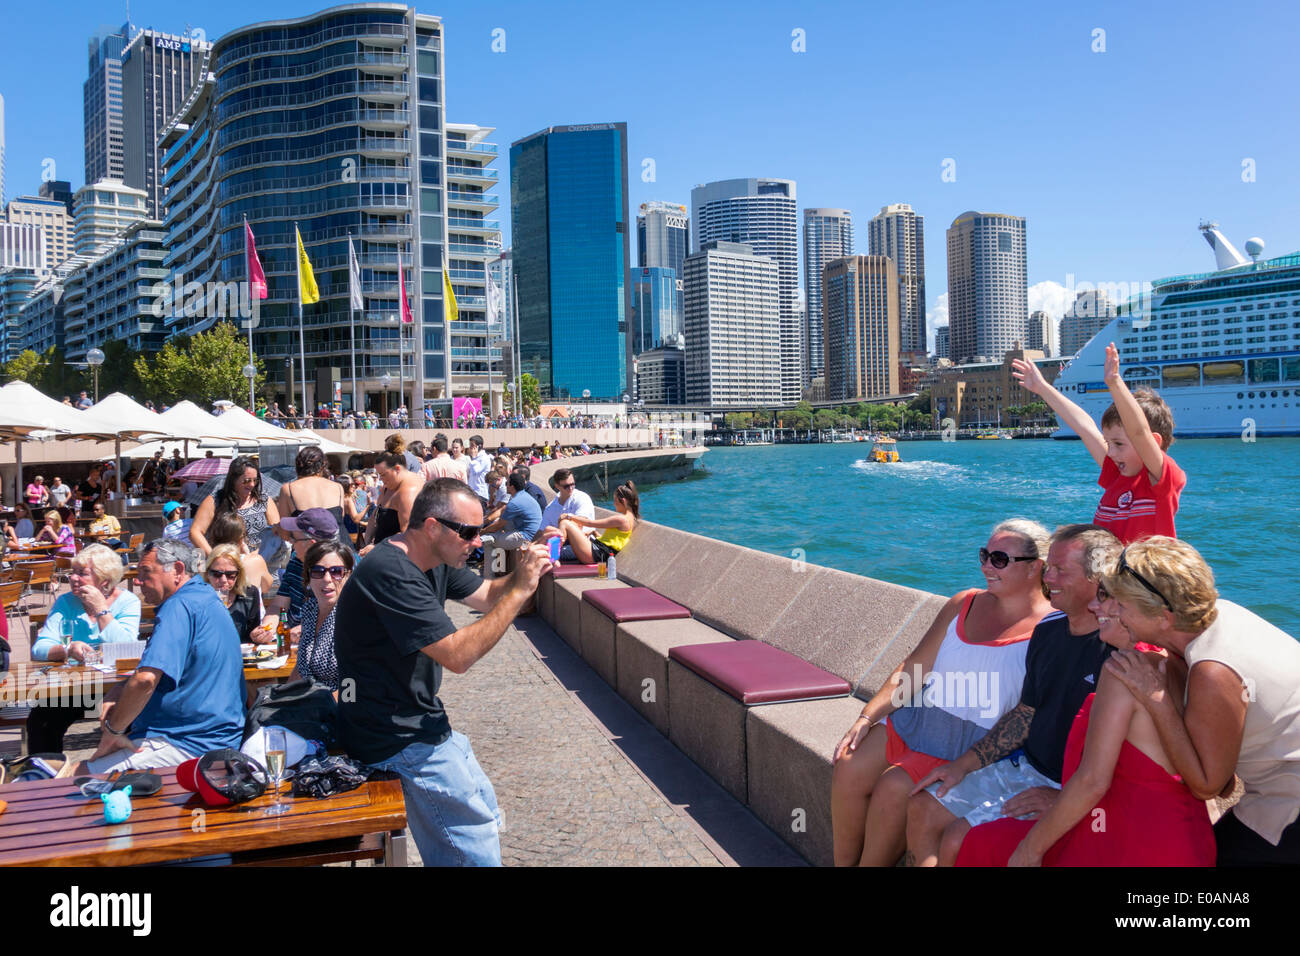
[276,611,290,656]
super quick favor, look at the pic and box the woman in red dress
[956,578,1215,867]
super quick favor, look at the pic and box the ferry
[1053,223,1300,438]
[867,437,901,463]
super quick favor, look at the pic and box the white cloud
[925,292,948,351]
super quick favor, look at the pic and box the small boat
[867,437,901,463]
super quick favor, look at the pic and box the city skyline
[0,1,1296,356]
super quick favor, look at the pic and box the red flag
[245,221,268,300]
[398,249,414,324]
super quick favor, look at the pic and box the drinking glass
[262,727,289,816]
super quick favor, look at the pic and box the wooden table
[0,766,407,866]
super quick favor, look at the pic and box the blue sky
[2,0,1297,345]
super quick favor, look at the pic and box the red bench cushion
[551,564,600,579]
[669,640,852,705]
[581,586,691,623]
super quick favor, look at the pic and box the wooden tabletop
[0,766,406,866]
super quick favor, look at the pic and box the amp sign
[154,37,191,52]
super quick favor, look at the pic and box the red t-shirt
[1093,453,1185,544]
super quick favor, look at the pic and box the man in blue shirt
[79,538,246,774]
[480,472,542,556]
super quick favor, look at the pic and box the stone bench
[578,587,691,686]
[550,578,628,653]
[667,641,851,803]
[536,564,600,627]
[615,619,734,735]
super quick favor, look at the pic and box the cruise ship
[1053,223,1300,438]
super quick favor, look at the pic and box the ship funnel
[1199,221,1249,270]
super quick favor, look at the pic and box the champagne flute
[263,727,289,816]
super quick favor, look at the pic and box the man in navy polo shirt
[80,539,245,774]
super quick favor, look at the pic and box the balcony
[359,109,411,129]
[360,137,410,157]
[446,139,498,157]
[446,165,498,181]
[447,217,500,234]
[448,242,493,258]
[357,51,408,72]
[446,191,498,209]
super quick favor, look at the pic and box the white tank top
[1185,600,1300,845]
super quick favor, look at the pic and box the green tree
[96,340,143,398]
[812,408,837,430]
[36,348,87,400]
[908,389,932,415]
[518,372,541,415]
[134,322,265,406]
[3,349,46,384]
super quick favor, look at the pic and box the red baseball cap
[177,749,268,806]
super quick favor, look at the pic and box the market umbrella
[171,457,233,482]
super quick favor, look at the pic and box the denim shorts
[369,731,502,867]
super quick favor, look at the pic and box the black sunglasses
[206,569,239,580]
[979,548,1037,569]
[434,516,483,541]
[308,565,350,581]
[1118,549,1173,612]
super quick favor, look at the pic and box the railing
[446,165,498,180]
[446,191,498,207]
[447,218,500,231]
[446,140,498,155]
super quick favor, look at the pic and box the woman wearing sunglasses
[204,544,263,644]
[830,518,1054,866]
[295,540,354,691]
[1094,536,1300,866]
[957,570,1216,866]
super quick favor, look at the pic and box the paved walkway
[10,602,801,867]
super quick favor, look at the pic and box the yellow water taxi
[868,437,901,463]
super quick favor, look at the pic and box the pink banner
[452,397,481,420]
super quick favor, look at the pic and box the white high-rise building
[802,208,853,385]
[3,196,73,271]
[683,240,780,406]
[946,210,1028,364]
[691,178,799,403]
[73,179,148,256]
[0,92,6,208]
[868,203,926,359]
[0,224,45,272]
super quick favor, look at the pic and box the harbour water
[624,439,1300,637]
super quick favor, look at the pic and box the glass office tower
[510,123,631,401]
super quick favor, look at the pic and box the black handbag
[244,676,338,751]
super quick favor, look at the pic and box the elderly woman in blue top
[73,538,246,775]
[27,543,142,753]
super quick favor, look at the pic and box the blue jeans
[369,731,502,866]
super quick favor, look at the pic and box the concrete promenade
[8,600,800,867]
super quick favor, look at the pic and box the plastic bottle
[607,555,617,581]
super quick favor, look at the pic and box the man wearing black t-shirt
[334,477,553,866]
[905,525,1122,866]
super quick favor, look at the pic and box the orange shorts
[885,719,948,784]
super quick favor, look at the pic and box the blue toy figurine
[102,786,133,824]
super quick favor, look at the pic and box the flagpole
[296,222,307,425]
[244,215,255,414]
[348,233,359,415]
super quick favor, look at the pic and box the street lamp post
[86,348,105,403]
[582,388,591,422]
[242,363,257,414]
[381,371,392,419]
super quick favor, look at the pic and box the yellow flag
[443,255,458,322]
[296,226,320,305]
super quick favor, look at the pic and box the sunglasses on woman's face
[309,565,349,581]
[979,547,1037,569]
[207,569,239,581]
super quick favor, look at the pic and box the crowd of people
[255,400,643,433]
[830,343,1300,867]
[3,430,640,868]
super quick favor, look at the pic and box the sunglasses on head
[1118,549,1173,612]
[979,547,1037,569]
[434,516,483,541]
[308,565,349,581]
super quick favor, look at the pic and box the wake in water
[850,459,969,480]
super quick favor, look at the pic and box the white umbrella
[87,392,178,497]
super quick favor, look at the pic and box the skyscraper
[629,266,678,354]
[73,179,148,256]
[38,180,75,216]
[803,208,854,385]
[84,23,133,186]
[446,123,504,407]
[935,325,950,361]
[683,241,780,406]
[510,123,632,401]
[1058,290,1116,357]
[3,197,72,271]
[638,201,689,273]
[121,28,211,219]
[823,256,900,401]
[158,6,449,414]
[691,178,799,403]
[868,203,926,360]
[0,92,6,208]
[1026,309,1053,357]
[946,210,1027,364]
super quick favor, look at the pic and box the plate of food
[240,643,276,663]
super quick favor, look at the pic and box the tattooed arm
[911,702,1035,796]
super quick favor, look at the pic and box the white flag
[348,236,364,311]
[486,271,504,324]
